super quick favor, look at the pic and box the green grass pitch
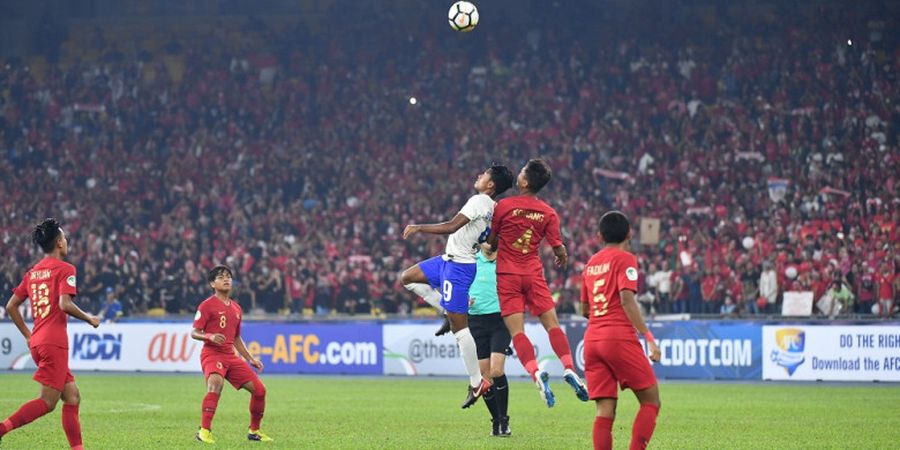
[0,373,897,449]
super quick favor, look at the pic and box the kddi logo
[72,333,122,361]
[147,332,198,362]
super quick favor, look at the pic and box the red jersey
[13,257,77,348]
[491,195,563,275]
[193,296,243,355]
[581,247,639,341]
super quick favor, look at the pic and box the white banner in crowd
[382,323,563,377]
[763,325,900,382]
[781,291,813,317]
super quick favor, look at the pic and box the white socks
[454,327,482,388]
[405,282,478,386]
[404,283,445,314]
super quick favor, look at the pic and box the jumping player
[2,218,100,450]
[581,211,661,450]
[192,265,272,444]
[400,164,514,408]
[487,158,588,407]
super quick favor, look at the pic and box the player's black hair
[32,218,62,253]
[487,164,514,196]
[207,265,234,284]
[523,158,552,193]
[599,211,630,244]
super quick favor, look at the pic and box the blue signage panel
[566,321,762,380]
[242,322,383,374]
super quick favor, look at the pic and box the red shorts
[584,338,657,400]
[30,344,75,392]
[497,274,555,317]
[200,352,260,390]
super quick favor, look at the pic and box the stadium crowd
[0,2,897,319]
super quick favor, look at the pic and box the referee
[468,243,512,437]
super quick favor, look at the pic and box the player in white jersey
[401,164,514,408]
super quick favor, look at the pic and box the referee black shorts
[468,312,512,360]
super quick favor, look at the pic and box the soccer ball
[448,1,479,32]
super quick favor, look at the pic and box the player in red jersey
[191,265,272,444]
[581,211,661,450]
[1,218,100,450]
[487,158,588,407]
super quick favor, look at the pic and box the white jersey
[444,193,495,263]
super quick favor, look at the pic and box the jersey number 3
[591,279,609,317]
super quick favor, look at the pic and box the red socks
[593,416,614,450]
[513,328,575,378]
[249,392,266,430]
[629,404,660,450]
[62,404,82,449]
[202,386,267,432]
[0,399,50,436]
[201,392,220,430]
[548,327,575,371]
[512,333,538,379]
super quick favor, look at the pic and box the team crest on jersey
[625,267,638,281]
[66,275,77,287]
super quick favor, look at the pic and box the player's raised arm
[621,289,660,362]
[5,294,32,343]
[60,294,100,328]
[403,213,471,239]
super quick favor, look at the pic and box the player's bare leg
[60,382,83,450]
[197,374,224,444]
[241,381,272,442]
[594,398,617,450]
[538,308,588,401]
[504,312,554,407]
[451,313,490,408]
[630,385,660,450]
[400,265,448,334]
[0,384,59,443]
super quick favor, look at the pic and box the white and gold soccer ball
[448,1,479,32]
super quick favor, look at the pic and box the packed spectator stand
[0,1,897,320]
